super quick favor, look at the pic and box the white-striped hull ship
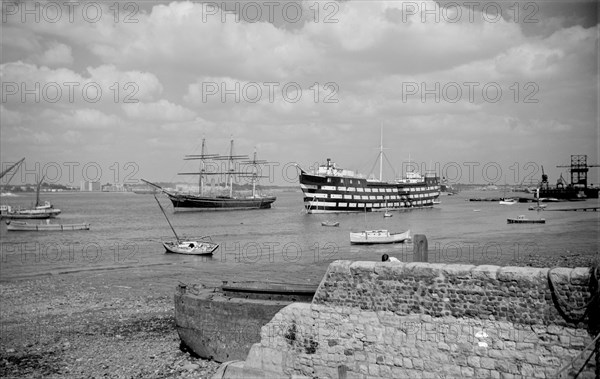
[298,159,440,214]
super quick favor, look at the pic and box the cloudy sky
[1,0,598,187]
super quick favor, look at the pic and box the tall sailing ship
[144,138,276,211]
[298,136,440,213]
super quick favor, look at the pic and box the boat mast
[35,175,45,207]
[379,123,384,182]
[199,138,205,195]
[228,137,234,198]
[252,149,257,198]
[153,195,180,243]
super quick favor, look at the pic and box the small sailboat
[152,195,218,255]
[383,200,393,217]
[1,175,61,219]
[499,181,517,205]
[528,188,547,211]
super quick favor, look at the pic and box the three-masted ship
[145,138,276,211]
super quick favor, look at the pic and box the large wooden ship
[144,138,276,211]
[298,158,440,213]
[298,130,438,213]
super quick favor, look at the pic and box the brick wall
[222,261,598,378]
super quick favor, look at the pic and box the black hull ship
[144,138,276,211]
[299,158,440,213]
[166,193,275,210]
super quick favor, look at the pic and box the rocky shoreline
[1,251,598,378]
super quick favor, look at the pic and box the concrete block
[497,266,547,285]
[405,262,443,278]
[442,264,476,277]
[470,265,500,281]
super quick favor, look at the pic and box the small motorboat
[350,229,411,245]
[507,215,545,224]
[321,220,340,227]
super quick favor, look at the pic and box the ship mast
[379,124,384,182]
[241,148,270,199]
[252,149,257,198]
[180,137,246,197]
[199,138,205,195]
[228,138,234,197]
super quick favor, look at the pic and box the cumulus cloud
[0,62,163,105]
[0,1,597,183]
[56,108,124,129]
[36,42,74,66]
[122,99,196,121]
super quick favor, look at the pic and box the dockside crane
[0,158,25,180]
[556,155,599,188]
[540,165,548,190]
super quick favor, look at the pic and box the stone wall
[216,261,598,379]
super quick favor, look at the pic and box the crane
[540,165,548,189]
[556,155,600,188]
[0,157,25,181]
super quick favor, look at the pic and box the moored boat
[174,281,318,362]
[152,194,219,256]
[6,220,90,231]
[507,215,545,224]
[0,201,61,219]
[298,129,439,214]
[298,159,439,213]
[162,240,218,255]
[0,173,61,219]
[145,138,276,211]
[321,220,340,227]
[350,229,411,244]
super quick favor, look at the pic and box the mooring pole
[413,234,428,262]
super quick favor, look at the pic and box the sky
[1,0,599,187]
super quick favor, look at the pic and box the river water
[0,190,598,281]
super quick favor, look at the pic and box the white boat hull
[6,221,90,231]
[350,229,411,245]
[163,241,219,255]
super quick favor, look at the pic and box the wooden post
[413,234,428,262]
